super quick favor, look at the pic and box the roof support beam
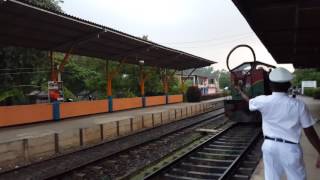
[1,0,214,70]
[109,45,153,60]
[52,29,107,50]
[252,3,320,11]
[293,1,300,55]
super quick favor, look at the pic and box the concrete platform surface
[251,96,320,180]
[0,97,226,143]
[0,97,227,171]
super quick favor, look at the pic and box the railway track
[55,114,228,179]
[139,123,262,180]
[0,106,226,180]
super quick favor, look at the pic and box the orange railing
[60,100,108,119]
[145,96,166,107]
[168,95,183,104]
[113,97,143,111]
[0,103,52,127]
[0,94,183,127]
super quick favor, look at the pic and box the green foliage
[292,68,320,99]
[26,0,63,11]
[0,0,63,105]
[292,69,320,87]
[0,47,51,105]
[304,87,320,99]
[168,76,180,95]
[219,70,231,89]
[303,88,314,97]
[112,63,139,97]
[222,89,231,96]
[0,89,21,103]
[62,87,76,100]
[184,79,193,87]
[186,86,201,102]
[62,56,106,99]
[144,67,163,96]
[314,89,320,99]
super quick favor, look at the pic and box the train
[224,45,275,122]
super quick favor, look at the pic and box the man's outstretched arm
[304,126,320,168]
[235,86,250,102]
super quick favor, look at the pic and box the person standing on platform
[235,67,320,180]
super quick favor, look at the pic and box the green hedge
[304,87,320,99]
[314,88,320,99]
[186,86,201,102]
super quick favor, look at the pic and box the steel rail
[144,123,261,180]
[218,128,261,180]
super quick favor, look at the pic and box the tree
[0,0,63,105]
[26,0,64,12]
[218,70,231,89]
[292,69,320,87]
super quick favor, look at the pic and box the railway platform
[251,96,320,180]
[0,97,226,172]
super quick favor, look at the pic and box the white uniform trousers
[262,140,306,180]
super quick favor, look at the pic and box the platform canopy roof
[0,0,215,70]
[232,0,320,68]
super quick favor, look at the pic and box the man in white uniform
[236,67,320,180]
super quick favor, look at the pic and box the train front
[224,45,275,123]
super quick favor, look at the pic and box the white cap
[269,67,293,82]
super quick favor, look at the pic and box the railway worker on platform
[235,67,320,180]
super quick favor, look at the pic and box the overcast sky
[61,0,294,71]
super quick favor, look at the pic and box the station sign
[48,81,64,102]
[301,80,317,94]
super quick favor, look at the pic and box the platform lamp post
[139,60,146,107]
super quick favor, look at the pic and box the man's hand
[317,155,320,168]
[234,85,241,92]
[233,85,249,102]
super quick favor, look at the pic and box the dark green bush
[313,88,320,99]
[186,86,201,102]
[304,87,320,99]
[304,87,315,97]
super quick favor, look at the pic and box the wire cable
[0,71,51,76]
[160,32,254,45]
[171,34,255,49]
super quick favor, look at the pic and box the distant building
[27,90,49,103]
[181,75,219,95]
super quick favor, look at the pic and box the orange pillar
[140,79,145,96]
[107,78,112,96]
[106,61,113,97]
[139,64,146,107]
[106,60,124,98]
[163,75,169,104]
[162,69,169,94]
[140,65,145,97]
[163,80,168,94]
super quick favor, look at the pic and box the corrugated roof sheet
[0,0,215,70]
[232,0,320,68]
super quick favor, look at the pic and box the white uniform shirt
[249,92,315,143]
